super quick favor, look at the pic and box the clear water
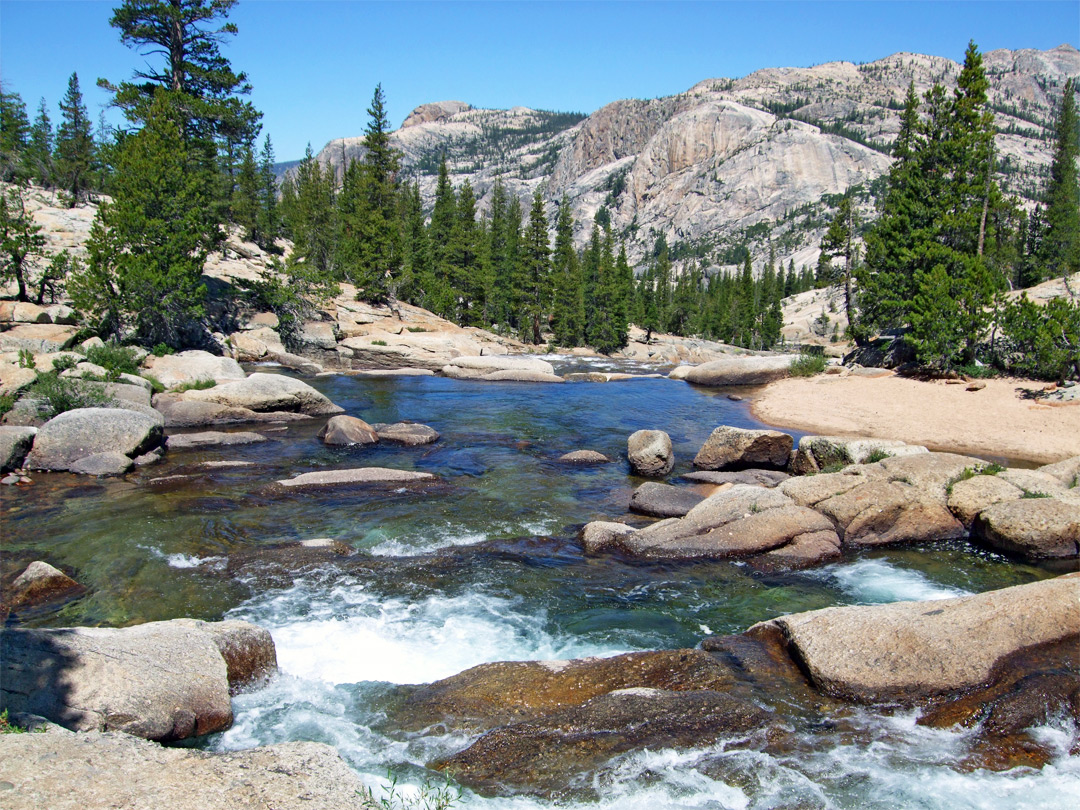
[3,362,1075,807]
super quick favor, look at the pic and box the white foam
[229,581,627,686]
[808,558,970,604]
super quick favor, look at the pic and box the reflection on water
[3,365,1074,807]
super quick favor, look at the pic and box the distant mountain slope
[300,44,1079,273]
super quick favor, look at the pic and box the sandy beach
[750,374,1080,465]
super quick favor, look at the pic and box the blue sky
[1,1,1077,161]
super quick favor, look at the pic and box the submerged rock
[153,395,313,427]
[681,468,789,488]
[436,688,769,796]
[441,355,556,381]
[2,561,83,614]
[166,431,268,450]
[276,467,436,489]
[579,521,636,553]
[557,449,611,464]
[401,648,735,731]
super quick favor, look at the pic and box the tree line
[834,42,1079,380]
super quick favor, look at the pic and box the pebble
[727,394,743,402]
[1,474,20,485]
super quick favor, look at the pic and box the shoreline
[748,374,1080,465]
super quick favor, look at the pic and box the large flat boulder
[153,394,314,427]
[24,408,163,472]
[790,435,927,474]
[815,479,965,547]
[0,619,276,741]
[441,355,559,381]
[748,574,1080,703]
[277,467,436,489]
[339,332,483,371]
[436,688,769,796]
[684,354,792,386]
[370,421,440,446]
[693,425,793,470]
[629,481,706,517]
[182,372,343,416]
[0,323,78,353]
[166,431,268,451]
[400,648,734,731]
[144,350,247,389]
[947,474,1024,528]
[0,733,375,810]
[611,484,841,568]
[973,499,1080,560]
[1038,455,1080,488]
[627,429,673,477]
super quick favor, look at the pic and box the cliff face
[301,45,1079,270]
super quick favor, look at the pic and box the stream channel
[3,356,1077,808]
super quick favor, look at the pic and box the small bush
[51,354,79,373]
[957,363,997,380]
[864,448,890,464]
[27,372,112,416]
[1021,491,1051,499]
[173,378,216,392]
[406,326,428,333]
[151,343,175,357]
[141,373,165,395]
[17,349,36,369]
[371,339,388,346]
[789,353,827,377]
[85,342,141,377]
[0,709,27,734]
[0,392,15,419]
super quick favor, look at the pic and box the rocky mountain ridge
[303,44,1079,273]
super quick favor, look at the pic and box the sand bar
[750,374,1080,465]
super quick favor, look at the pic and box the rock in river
[0,618,277,741]
[747,574,1079,703]
[627,429,673,477]
[317,415,379,446]
[277,467,436,489]
[629,481,706,517]
[692,425,793,471]
[24,408,163,472]
[181,372,343,416]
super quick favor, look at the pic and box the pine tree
[521,190,550,344]
[427,156,457,318]
[1039,79,1079,280]
[550,196,584,346]
[0,85,30,182]
[231,142,260,242]
[24,98,54,187]
[70,91,216,345]
[256,134,280,251]
[820,194,865,343]
[0,184,47,302]
[398,181,430,305]
[280,144,336,285]
[54,73,95,206]
[450,179,485,323]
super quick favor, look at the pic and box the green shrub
[140,373,165,395]
[173,378,216,392]
[0,392,15,419]
[0,709,27,734]
[996,294,1080,381]
[789,353,827,377]
[371,339,388,346]
[151,343,175,357]
[957,363,997,379]
[17,349,36,369]
[864,448,890,464]
[85,342,141,378]
[51,354,79,373]
[27,372,112,416]
[406,326,427,333]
